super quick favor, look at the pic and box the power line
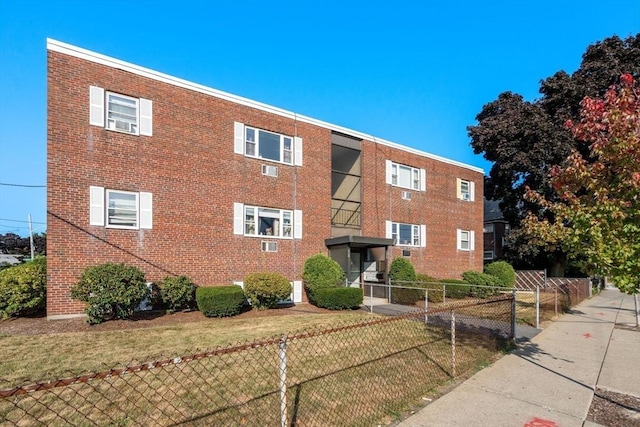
[0,218,47,224]
[0,182,46,188]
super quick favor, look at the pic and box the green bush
[70,263,148,324]
[440,279,472,299]
[484,261,516,288]
[417,274,444,303]
[462,271,502,298]
[244,272,292,309]
[302,254,344,303]
[0,257,47,318]
[196,286,245,317]
[314,287,363,310]
[159,275,196,313]
[389,258,417,282]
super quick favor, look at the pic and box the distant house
[483,199,509,262]
[46,39,484,319]
[0,254,22,266]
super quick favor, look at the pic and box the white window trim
[456,178,475,201]
[457,229,475,251]
[90,186,152,230]
[233,122,302,166]
[89,86,152,136]
[484,251,495,260]
[233,203,302,239]
[386,160,426,191]
[386,220,426,247]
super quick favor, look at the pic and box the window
[234,203,302,239]
[386,161,425,191]
[456,178,475,201]
[89,86,152,136]
[484,224,494,233]
[457,229,475,251]
[89,186,152,229]
[234,122,303,166]
[484,251,494,260]
[386,221,426,247]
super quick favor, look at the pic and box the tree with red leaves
[524,73,639,298]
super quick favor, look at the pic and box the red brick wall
[47,49,483,317]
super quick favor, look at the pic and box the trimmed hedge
[196,286,245,317]
[314,287,363,310]
[159,275,196,313]
[418,274,444,303]
[440,279,472,299]
[70,263,148,324]
[244,272,292,309]
[484,261,516,288]
[0,257,47,319]
[388,258,419,305]
[462,271,502,298]
[302,254,344,303]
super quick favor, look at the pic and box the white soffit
[47,38,484,174]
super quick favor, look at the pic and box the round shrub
[196,286,245,317]
[302,254,344,303]
[244,272,292,309]
[484,261,516,288]
[388,258,418,305]
[314,287,363,310]
[462,271,502,298]
[70,263,148,324]
[0,257,47,319]
[159,275,196,313]
[389,258,417,282]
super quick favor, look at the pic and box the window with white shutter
[89,186,152,230]
[89,86,152,136]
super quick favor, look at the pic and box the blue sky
[0,0,638,237]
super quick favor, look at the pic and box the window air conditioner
[462,193,470,201]
[262,164,278,177]
[109,119,132,133]
[261,241,277,252]
[402,191,412,200]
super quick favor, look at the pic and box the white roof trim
[46,38,483,174]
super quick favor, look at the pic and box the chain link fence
[1,296,514,426]
[515,270,592,326]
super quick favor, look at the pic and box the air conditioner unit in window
[261,241,277,252]
[402,191,412,200]
[462,193,471,201]
[108,119,134,133]
[262,164,278,177]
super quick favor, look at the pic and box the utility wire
[0,218,47,224]
[0,182,46,188]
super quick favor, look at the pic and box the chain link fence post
[279,335,288,427]
[451,310,456,377]
[442,283,446,303]
[511,289,517,340]
[424,290,428,324]
[536,283,540,329]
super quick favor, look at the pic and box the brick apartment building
[46,39,484,319]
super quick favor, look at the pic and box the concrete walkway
[396,288,640,427]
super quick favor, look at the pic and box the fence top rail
[386,281,516,292]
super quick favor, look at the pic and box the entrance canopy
[324,235,394,249]
[325,236,394,288]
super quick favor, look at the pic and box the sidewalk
[396,288,640,427]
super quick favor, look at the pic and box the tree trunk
[547,252,567,277]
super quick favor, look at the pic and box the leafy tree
[523,74,639,297]
[469,34,639,275]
